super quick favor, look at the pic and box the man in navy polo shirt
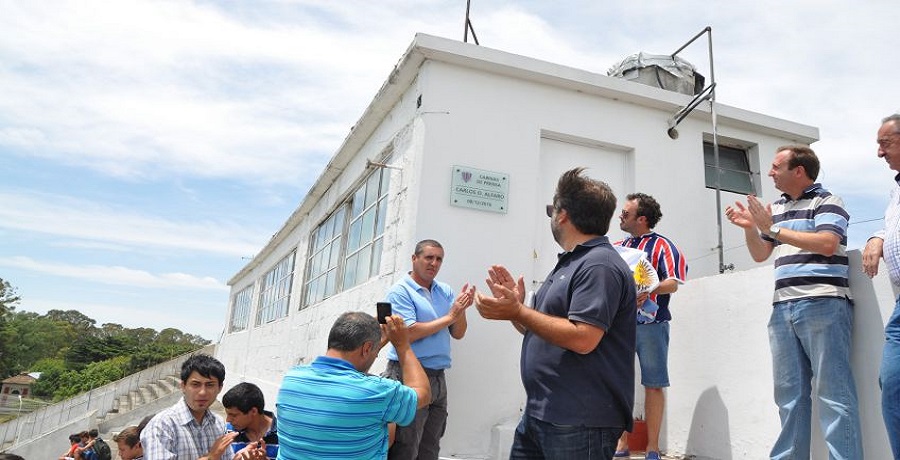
[476,167,636,460]
[382,239,475,460]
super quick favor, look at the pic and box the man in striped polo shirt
[275,312,431,459]
[725,145,862,459]
[614,193,687,460]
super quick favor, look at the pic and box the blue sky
[1,0,897,340]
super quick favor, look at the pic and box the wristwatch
[769,225,781,239]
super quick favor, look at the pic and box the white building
[215,34,894,459]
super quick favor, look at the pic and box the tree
[30,358,67,398]
[44,309,97,336]
[0,278,20,318]
[0,311,74,378]
[98,323,126,339]
[66,335,132,370]
[1,303,210,398]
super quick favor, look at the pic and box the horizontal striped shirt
[230,412,279,459]
[276,356,418,460]
[617,232,687,322]
[761,183,851,303]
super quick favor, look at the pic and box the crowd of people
[58,429,112,460]
[44,114,900,460]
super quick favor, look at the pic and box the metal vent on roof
[608,52,705,96]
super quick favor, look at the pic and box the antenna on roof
[666,26,732,274]
[463,0,480,45]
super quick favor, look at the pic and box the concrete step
[139,387,152,404]
[129,390,143,407]
[146,382,163,399]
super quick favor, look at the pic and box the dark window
[704,142,754,195]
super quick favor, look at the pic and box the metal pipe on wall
[668,26,732,273]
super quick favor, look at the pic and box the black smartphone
[377,302,392,324]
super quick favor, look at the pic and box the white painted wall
[215,35,892,459]
[663,251,895,459]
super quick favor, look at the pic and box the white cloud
[3,0,900,342]
[0,256,227,291]
[0,190,262,257]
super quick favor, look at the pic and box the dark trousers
[509,414,623,460]
[383,360,448,460]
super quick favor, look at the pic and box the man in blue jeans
[476,168,636,460]
[726,145,862,459]
[863,113,900,459]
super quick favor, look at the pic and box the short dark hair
[223,382,265,414]
[137,415,154,433]
[180,354,226,386]
[778,145,819,181]
[89,428,99,438]
[553,167,616,235]
[414,239,443,255]
[0,454,25,460]
[113,426,141,448]
[626,193,663,229]
[327,312,381,352]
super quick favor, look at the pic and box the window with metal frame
[229,284,253,332]
[302,165,391,308]
[703,142,755,195]
[304,207,346,306]
[256,251,295,325]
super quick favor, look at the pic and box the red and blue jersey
[617,232,687,322]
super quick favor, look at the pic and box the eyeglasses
[545,204,555,218]
[878,133,900,150]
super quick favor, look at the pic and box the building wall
[217,74,426,399]
[217,38,855,459]
[1,383,30,397]
[664,251,894,459]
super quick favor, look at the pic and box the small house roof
[2,372,37,385]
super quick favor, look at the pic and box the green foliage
[0,277,21,318]
[30,358,67,398]
[0,311,74,377]
[66,334,133,369]
[0,279,211,400]
[51,357,130,401]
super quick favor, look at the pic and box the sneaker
[645,451,661,460]
[613,449,630,458]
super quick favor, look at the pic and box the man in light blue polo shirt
[276,312,430,460]
[382,239,475,460]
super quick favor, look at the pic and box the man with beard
[476,168,636,459]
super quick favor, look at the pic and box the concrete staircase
[0,345,215,459]
[98,374,184,437]
[105,375,181,420]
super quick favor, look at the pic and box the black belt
[388,360,444,377]
[423,367,445,377]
